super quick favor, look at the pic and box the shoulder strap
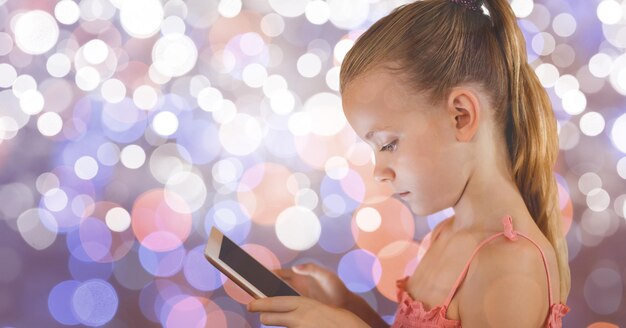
[441,215,554,311]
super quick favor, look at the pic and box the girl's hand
[247,296,369,328]
[273,263,351,308]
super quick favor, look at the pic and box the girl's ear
[447,87,480,142]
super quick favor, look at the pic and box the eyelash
[379,140,398,152]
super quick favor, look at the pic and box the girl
[248,0,571,326]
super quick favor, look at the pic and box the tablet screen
[219,234,299,297]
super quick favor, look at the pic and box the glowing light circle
[275,206,321,251]
[14,10,59,55]
[120,0,164,38]
[131,189,192,252]
[152,34,198,77]
[71,279,118,326]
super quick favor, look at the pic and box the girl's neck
[450,162,532,234]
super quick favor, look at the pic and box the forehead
[341,68,431,131]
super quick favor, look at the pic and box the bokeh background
[0,0,624,327]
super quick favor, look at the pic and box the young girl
[248,0,571,326]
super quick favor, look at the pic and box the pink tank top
[391,215,570,328]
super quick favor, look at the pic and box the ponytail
[483,0,571,301]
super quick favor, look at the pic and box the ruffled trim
[393,277,462,327]
[546,303,570,327]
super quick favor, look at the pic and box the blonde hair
[340,0,570,301]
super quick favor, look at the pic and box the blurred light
[561,89,586,115]
[37,112,63,137]
[212,158,243,184]
[242,63,268,88]
[12,74,37,97]
[268,0,307,18]
[275,206,321,250]
[105,207,131,232]
[152,34,198,77]
[46,53,72,78]
[355,207,382,232]
[260,13,285,37]
[338,249,382,293]
[197,87,224,112]
[552,13,576,37]
[151,111,179,137]
[71,279,118,326]
[131,189,192,252]
[82,39,109,65]
[44,188,68,212]
[611,113,626,153]
[218,0,242,18]
[578,172,602,195]
[120,0,163,38]
[0,63,17,88]
[219,113,262,156]
[305,92,345,136]
[325,156,349,180]
[75,66,101,91]
[138,245,185,277]
[597,0,623,25]
[559,121,580,150]
[327,0,369,30]
[165,296,207,327]
[36,172,60,195]
[14,10,59,55]
[535,63,559,88]
[165,170,207,213]
[0,32,13,56]
[120,144,146,169]
[183,245,226,291]
[55,0,81,25]
[589,53,613,78]
[19,89,45,115]
[97,142,120,166]
[579,111,605,136]
[74,156,99,180]
[584,267,622,314]
[48,280,81,325]
[17,208,58,250]
[100,79,126,103]
[295,188,319,209]
[305,0,330,25]
[531,32,556,56]
[334,38,354,63]
[587,188,611,212]
[270,89,295,114]
[511,0,533,18]
[161,16,186,35]
[618,157,626,179]
[297,53,322,78]
[326,66,340,91]
[133,85,158,110]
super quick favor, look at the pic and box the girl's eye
[380,140,398,152]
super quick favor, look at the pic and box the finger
[273,268,294,280]
[247,296,301,313]
[259,312,297,327]
[292,263,329,281]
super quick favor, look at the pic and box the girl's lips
[397,191,410,198]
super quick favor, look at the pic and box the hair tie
[450,0,484,13]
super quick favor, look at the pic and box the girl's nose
[373,164,395,183]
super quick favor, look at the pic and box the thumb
[292,263,325,278]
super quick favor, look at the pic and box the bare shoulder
[458,234,553,327]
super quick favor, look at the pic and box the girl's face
[342,68,471,216]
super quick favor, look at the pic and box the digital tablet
[204,226,300,299]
